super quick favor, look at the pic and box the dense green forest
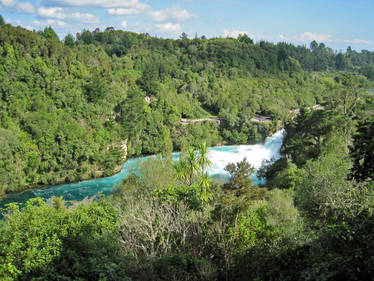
[1,23,374,195]
[1,95,373,280]
[1,17,374,280]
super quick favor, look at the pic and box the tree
[332,73,364,117]
[335,53,346,70]
[198,142,211,174]
[117,193,190,258]
[238,34,253,44]
[283,108,336,167]
[175,147,200,186]
[224,158,254,191]
[64,33,75,48]
[197,173,212,201]
[180,32,188,39]
[136,62,158,95]
[139,155,177,190]
[310,40,318,52]
[0,15,5,26]
[0,128,25,195]
[85,70,107,102]
[80,29,94,44]
[294,135,356,226]
[38,26,59,41]
[350,119,374,182]
[119,88,147,155]
[0,198,127,280]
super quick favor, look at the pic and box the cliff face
[121,140,128,160]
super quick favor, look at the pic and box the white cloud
[149,5,195,22]
[223,29,264,41]
[121,21,127,28]
[293,32,374,46]
[69,12,99,23]
[155,22,182,35]
[295,32,332,42]
[41,0,144,8]
[334,38,350,44]
[0,0,17,7]
[108,5,149,16]
[47,19,66,26]
[224,29,248,38]
[38,7,99,23]
[353,38,374,46]
[0,0,34,13]
[16,1,33,13]
[277,34,289,41]
[149,10,166,22]
[33,19,66,27]
[168,6,194,21]
[38,7,65,19]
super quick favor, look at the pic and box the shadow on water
[0,130,285,210]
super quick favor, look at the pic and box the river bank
[0,122,280,201]
[0,130,285,209]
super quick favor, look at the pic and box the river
[0,130,285,209]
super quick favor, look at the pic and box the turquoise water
[0,130,284,208]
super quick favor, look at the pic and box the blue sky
[1,0,374,51]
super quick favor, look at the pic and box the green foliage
[139,155,177,190]
[350,119,374,182]
[198,142,211,174]
[3,23,370,194]
[150,253,217,281]
[0,15,5,26]
[294,135,352,224]
[80,29,94,44]
[224,158,254,191]
[231,207,272,251]
[0,197,129,280]
[264,189,300,235]
[85,69,107,102]
[283,108,335,166]
[63,33,75,48]
[38,26,59,41]
[1,21,374,281]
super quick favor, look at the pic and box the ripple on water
[0,130,285,208]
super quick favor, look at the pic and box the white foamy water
[206,129,285,183]
[0,130,285,209]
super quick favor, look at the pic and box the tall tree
[224,158,254,191]
[85,70,107,102]
[119,88,147,155]
[198,142,211,174]
[350,119,374,182]
[38,26,59,41]
[0,15,5,26]
[186,148,199,186]
[80,29,94,44]
[335,53,346,70]
[64,33,75,48]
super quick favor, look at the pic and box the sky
[1,0,374,51]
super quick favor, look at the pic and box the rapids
[0,130,285,208]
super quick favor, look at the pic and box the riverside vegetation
[1,16,374,280]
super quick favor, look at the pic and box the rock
[121,140,128,160]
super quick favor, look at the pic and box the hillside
[1,19,374,281]
[0,23,372,195]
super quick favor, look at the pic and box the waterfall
[0,130,285,208]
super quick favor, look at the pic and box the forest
[1,16,374,280]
